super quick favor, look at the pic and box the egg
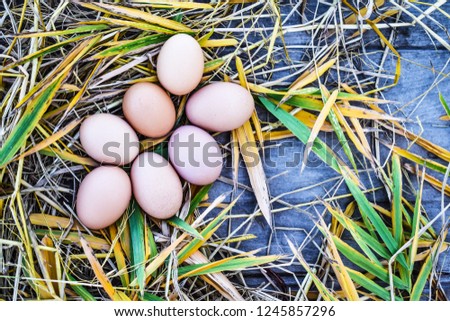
[76,166,132,229]
[123,82,176,138]
[80,114,139,165]
[157,34,204,95]
[168,125,222,185]
[186,82,255,132]
[131,152,183,219]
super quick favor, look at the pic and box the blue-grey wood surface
[204,1,450,298]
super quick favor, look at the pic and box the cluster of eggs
[76,34,255,230]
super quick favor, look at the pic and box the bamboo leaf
[79,2,192,32]
[391,154,403,244]
[178,255,281,278]
[188,184,212,217]
[236,124,272,226]
[142,293,164,301]
[34,229,109,251]
[439,92,450,117]
[79,235,117,300]
[303,90,339,169]
[288,239,337,301]
[260,97,342,172]
[109,225,129,287]
[346,268,402,301]
[0,75,65,167]
[94,34,169,59]
[15,24,109,38]
[332,236,408,289]
[67,273,96,301]
[410,240,440,300]
[178,198,238,263]
[326,204,389,262]
[14,119,82,162]
[340,165,408,268]
[167,216,203,239]
[129,201,146,296]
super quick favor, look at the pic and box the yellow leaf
[14,119,82,162]
[303,89,339,171]
[79,2,192,32]
[80,235,117,300]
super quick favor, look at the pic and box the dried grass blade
[79,235,117,300]
[79,2,192,32]
[303,90,339,171]
[288,239,337,301]
[236,124,271,226]
[14,118,82,162]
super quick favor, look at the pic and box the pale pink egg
[168,125,222,185]
[76,166,132,229]
[131,152,183,219]
[157,34,204,95]
[123,82,176,138]
[80,114,139,165]
[186,82,254,132]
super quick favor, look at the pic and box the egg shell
[131,152,183,219]
[186,82,255,132]
[80,114,139,165]
[76,166,132,230]
[157,34,204,95]
[168,125,222,185]
[123,82,176,138]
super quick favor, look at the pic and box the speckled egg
[168,125,222,185]
[131,152,183,219]
[186,82,254,132]
[123,82,176,138]
[76,166,132,229]
[157,34,204,95]
[80,114,139,165]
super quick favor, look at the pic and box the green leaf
[332,236,409,290]
[260,96,342,172]
[409,190,422,270]
[188,184,212,217]
[167,216,203,239]
[328,107,357,171]
[327,206,389,262]
[16,24,109,38]
[177,255,280,277]
[391,154,403,244]
[1,35,86,71]
[439,92,450,117]
[142,293,165,301]
[67,273,96,301]
[288,239,337,301]
[94,34,170,59]
[0,76,64,167]
[410,243,438,300]
[340,165,408,269]
[178,198,238,263]
[129,200,146,296]
[346,268,402,301]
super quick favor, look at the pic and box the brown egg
[123,82,176,138]
[186,82,255,131]
[157,34,204,95]
[76,166,132,230]
[131,152,183,219]
[80,114,139,165]
[168,125,222,185]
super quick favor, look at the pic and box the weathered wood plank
[205,1,450,297]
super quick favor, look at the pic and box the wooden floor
[207,1,450,298]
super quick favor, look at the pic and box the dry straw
[0,0,449,301]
